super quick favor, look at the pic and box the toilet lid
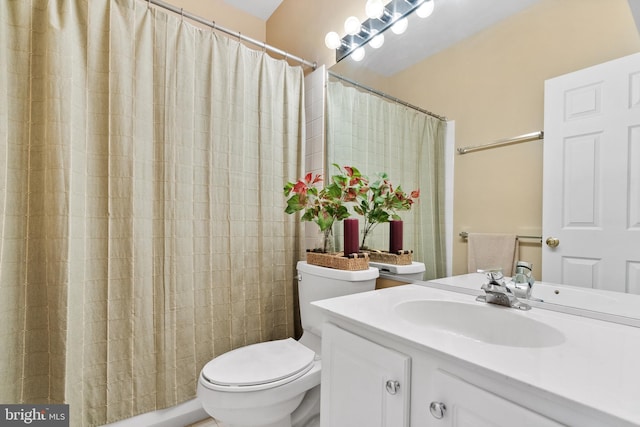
[201,338,316,391]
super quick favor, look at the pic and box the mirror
[326,0,640,319]
[325,72,448,279]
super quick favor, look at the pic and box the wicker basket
[306,251,369,271]
[365,250,413,265]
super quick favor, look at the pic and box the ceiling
[223,0,283,21]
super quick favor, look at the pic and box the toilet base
[291,385,320,427]
[203,393,302,427]
[209,386,321,427]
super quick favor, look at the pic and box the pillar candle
[389,220,403,253]
[343,218,359,256]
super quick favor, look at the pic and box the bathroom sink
[394,300,565,348]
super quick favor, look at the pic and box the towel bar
[459,231,542,242]
[457,131,543,154]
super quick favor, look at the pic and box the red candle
[389,220,403,253]
[343,218,359,256]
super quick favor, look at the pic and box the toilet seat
[201,338,316,392]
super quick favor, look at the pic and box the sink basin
[394,300,565,348]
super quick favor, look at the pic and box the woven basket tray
[306,251,369,271]
[366,250,413,265]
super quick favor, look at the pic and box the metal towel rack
[459,231,542,242]
[457,131,543,154]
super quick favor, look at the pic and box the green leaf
[283,182,294,196]
[285,194,303,214]
[335,205,350,221]
[325,183,342,199]
[317,213,334,231]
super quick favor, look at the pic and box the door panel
[543,52,640,293]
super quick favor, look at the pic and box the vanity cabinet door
[428,369,563,427]
[321,323,411,427]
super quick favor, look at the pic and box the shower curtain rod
[147,0,317,70]
[328,71,448,121]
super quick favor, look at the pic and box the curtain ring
[262,41,267,53]
[237,31,242,42]
[180,8,184,20]
[147,0,150,9]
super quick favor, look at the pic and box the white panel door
[429,370,563,427]
[543,52,640,293]
[321,323,411,427]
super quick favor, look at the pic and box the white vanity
[313,278,640,427]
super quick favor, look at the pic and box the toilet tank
[297,261,378,337]
[369,261,426,281]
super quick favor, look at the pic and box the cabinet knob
[385,380,400,395]
[429,401,447,419]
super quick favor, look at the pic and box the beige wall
[268,0,640,277]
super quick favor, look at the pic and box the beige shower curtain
[0,0,304,425]
[326,78,446,279]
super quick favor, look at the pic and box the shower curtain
[326,78,446,279]
[0,0,304,425]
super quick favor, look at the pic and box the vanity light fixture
[325,0,435,62]
[369,31,385,49]
[344,16,362,35]
[416,0,435,18]
[391,13,408,34]
[351,46,366,61]
[365,0,385,19]
[324,31,342,50]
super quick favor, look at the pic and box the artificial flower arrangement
[283,164,368,253]
[284,164,419,255]
[354,172,420,250]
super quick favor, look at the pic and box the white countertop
[313,283,640,426]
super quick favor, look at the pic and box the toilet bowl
[197,261,379,427]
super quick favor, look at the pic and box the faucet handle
[513,261,534,284]
[477,268,504,283]
[515,261,533,273]
[510,261,535,299]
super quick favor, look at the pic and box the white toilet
[197,261,379,427]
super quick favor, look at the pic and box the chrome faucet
[508,261,535,299]
[476,268,531,311]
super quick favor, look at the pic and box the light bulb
[325,31,341,49]
[365,0,385,19]
[369,32,384,49]
[416,0,435,18]
[391,14,408,35]
[351,46,365,62]
[344,16,361,35]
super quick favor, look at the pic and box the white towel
[467,233,519,277]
